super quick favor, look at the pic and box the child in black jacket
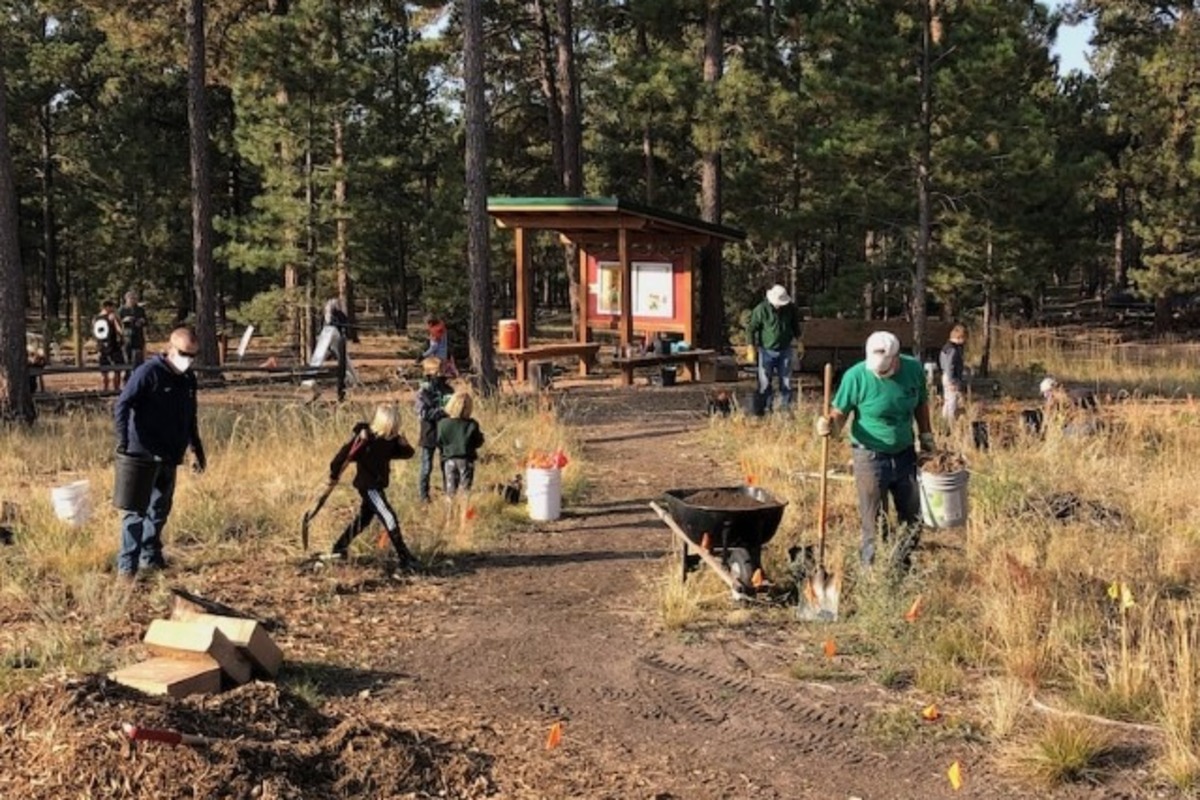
[329,403,418,572]
[415,357,453,502]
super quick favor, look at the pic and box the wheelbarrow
[649,486,787,599]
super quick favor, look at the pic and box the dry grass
[0,385,580,688]
[1007,717,1116,786]
[693,333,1200,784]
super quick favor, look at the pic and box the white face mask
[866,351,896,377]
[168,353,195,374]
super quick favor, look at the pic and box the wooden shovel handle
[818,363,833,564]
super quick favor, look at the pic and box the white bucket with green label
[918,468,969,529]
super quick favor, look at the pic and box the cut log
[143,619,252,685]
[110,657,221,698]
[169,610,283,678]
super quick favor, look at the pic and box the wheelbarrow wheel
[724,547,755,593]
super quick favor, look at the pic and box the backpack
[92,314,119,348]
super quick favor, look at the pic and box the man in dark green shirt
[816,331,934,570]
[745,284,802,415]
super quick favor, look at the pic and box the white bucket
[525,467,562,522]
[50,479,92,526]
[918,469,969,529]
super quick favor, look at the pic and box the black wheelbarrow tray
[649,486,787,598]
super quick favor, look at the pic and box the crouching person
[329,403,419,575]
[437,392,485,497]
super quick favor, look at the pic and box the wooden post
[681,245,696,347]
[578,246,590,376]
[618,227,633,386]
[514,227,529,383]
[71,294,82,367]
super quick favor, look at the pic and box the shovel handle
[817,363,833,565]
[122,722,209,747]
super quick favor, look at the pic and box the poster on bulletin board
[595,261,675,318]
[632,262,673,317]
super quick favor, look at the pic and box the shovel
[799,363,840,621]
[300,431,367,551]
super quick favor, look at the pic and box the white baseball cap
[1039,377,1058,395]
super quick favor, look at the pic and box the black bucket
[113,452,160,513]
[660,366,677,387]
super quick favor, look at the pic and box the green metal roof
[486,196,746,242]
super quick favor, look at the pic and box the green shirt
[746,300,802,351]
[832,355,928,454]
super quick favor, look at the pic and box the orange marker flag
[745,474,757,486]
[545,722,563,750]
[904,594,924,623]
[465,506,478,521]
[921,703,941,722]
[700,532,712,552]
[947,760,963,790]
[823,638,837,659]
[377,529,390,549]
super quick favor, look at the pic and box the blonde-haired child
[328,403,418,572]
[436,391,485,496]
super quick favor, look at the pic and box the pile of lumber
[109,596,283,699]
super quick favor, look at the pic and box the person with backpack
[326,403,419,575]
[415,357,453,503]
[437,391,485,497]
[938,324,967,425]
[93,299,126,391]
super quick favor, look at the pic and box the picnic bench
[498,342,603,383]
[611,348,717,387]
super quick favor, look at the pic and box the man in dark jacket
[414,357,453,502]
[113,327,207,578]
[746,284,803,415]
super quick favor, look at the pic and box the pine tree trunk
[1114,183,1127,290]
[0,62,35,423]
[555,0,583,333]
[40,101,59,320]
[699,0,725,349]
[464,0,496,391]
[912,0,933,358]
[637,22,655,203]
[334,117,354,333]
[188,0,218,366]
[533,0,564,182]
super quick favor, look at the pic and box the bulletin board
[587,254,690,330]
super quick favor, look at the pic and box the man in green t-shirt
[815,331,934,570]
[745,284,803,415]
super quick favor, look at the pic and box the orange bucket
[498,319,520,351]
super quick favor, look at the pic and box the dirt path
[308,385,1133,800]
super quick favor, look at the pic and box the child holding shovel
[328,403,420,575]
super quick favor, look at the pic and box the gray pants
[442,458,475,496]
[852,445,922,569]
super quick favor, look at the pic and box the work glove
[919,432,936,454]
[352,421,370,436]
[814,416,832,438]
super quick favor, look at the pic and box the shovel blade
[798,567,840,622]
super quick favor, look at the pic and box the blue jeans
[418,446,436,501]
[755,347,795,414]
[851,446,921,568]
[118,462,177,575]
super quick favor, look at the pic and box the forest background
[0,0,1198,419]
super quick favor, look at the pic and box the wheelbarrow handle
[649,502,742,597]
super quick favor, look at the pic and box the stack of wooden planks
[109,597,283,698]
